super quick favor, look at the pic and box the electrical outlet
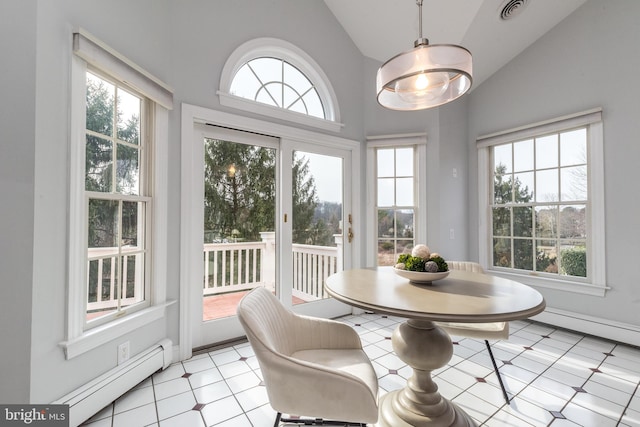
[449,228,455,240]
[117,341,130,365]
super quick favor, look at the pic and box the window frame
[218,37,343,132]
[62,29,174,359]
[477,108,607,296]
[366,134,427,267]
[83,68,152,329]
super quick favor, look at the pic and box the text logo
[1,405,68,426]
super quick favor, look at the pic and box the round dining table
[325,266,546,427]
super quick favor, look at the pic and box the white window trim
[477,108,607,297]
[366,133,427,267]
[61,31,175,360]
[218,37,343,133]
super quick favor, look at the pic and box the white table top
[325,267,546,323]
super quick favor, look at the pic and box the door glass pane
[292,151,343,305]
[202,138,276,320]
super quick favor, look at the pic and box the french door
[191,124,353,348]
[281,140,353,320]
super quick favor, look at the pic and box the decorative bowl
[393,268,450,284]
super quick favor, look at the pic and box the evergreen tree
[292,155,318,244]
[492,163,534,269]
[85,76,140,248]
[203,139,324,245]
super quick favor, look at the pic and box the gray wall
[467,0,640,326]
[2,0,367,404]
[28,0,174,404]
[362,56,471,262]
[0,0,37,404]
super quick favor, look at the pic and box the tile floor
[82,314,640,427]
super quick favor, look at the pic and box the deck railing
[291,243,339,301]
[203,241,264,295]
[86,233,342,312]
[86,247,143,312]
[202,232,342,301]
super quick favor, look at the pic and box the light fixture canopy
[376,0,473,111]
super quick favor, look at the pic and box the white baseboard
[54,339,172,427]
[532,307,640,348]
[172,344,182,363]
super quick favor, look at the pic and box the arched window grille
[218,38,342,132]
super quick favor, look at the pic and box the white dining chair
[436,261,511,404]
[237,286,379,426]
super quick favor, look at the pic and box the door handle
[348,227,354,243]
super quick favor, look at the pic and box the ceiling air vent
[500,0,529,20]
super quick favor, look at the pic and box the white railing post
[260,232,276,293]
[334,234,343,273]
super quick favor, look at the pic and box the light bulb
[394,72,450,104]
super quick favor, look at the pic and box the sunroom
[2,1,639,426]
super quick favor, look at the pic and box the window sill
[59,300,176,360]
[218,92,344,133]
[488,270,608,297]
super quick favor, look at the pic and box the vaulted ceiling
[323,0,587,88]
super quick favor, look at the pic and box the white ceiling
[323,0,587,88]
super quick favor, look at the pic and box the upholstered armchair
[237,287,379,426]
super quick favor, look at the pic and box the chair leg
[273,414,367,426]
[485,339,510,404]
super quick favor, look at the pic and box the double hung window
[367,134,427,266]
[478,109,606,295]
[375,147,416,265]
[84,70,150,325]
[63,30,173,358]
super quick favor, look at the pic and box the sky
[299,151,343,204]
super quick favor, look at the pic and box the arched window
[218,38,342,132]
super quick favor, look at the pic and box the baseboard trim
[532,307,640,348]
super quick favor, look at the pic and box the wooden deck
[86,289,304,322]
[203,290,305,321]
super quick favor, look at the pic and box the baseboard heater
[53,339,172,427]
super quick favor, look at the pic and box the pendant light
[376,0,472,111]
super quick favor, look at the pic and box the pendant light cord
[417,0,423,39]
[415,0,428,47]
